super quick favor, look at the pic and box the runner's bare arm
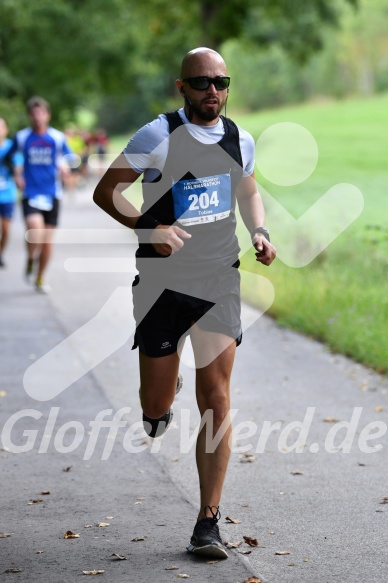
[236,172,276,266]
[13,164,25,192]
[93,153,191,253]
[93,153,143,229]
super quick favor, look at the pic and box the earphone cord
[185,95,193,122]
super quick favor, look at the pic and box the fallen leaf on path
[97,523,109,527]
[0,533,14,538]
[243,536,259,547]
[176,575,190,579]
[288,563,295,566]
[135,501,142,505]
[225,540,243,548]
[82,570,105,575]
[111,553,127,560]
[240,453,256,463]
[241,504,249,508]
[64,530,80,539]
[63,466,72,472]
[5,568,23,573]
[275,550,290,555]
[106,516,113,519]
[84,525,93,528]
[244,577,261,583]
[164,566,179,570]
[27,499,44,505]
[206,560,218,564]
[290,470,303,475]
[40,491,50,495]
[268,531,275,535]
[323,417,338,423]
[131,536,147,541]
[36,551,44,554]
[379,497,388,505]
[225,516,242,524]
[239,550,252,555]
[375,406,383,412]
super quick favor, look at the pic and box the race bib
[172,173,231,226]
[28,194,54,211]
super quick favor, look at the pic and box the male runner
[94,47,276,558]
[10,96,72,292]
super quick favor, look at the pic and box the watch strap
[251,227,270,242]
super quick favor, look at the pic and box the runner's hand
[253,235,276,266]
[150,224,192,256]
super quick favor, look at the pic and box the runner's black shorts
[131,266,242,357]
[22,198,60,226]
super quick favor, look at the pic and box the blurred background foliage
[4,0,387,132]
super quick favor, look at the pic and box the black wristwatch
[251,227,270,242]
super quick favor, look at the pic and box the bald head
[180,47,227,79]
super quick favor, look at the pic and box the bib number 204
[188,190,219,211]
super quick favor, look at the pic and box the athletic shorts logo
[161,341,171,349]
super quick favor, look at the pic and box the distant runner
[10,97,73,292]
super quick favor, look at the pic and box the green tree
[0,0,138,122]
[0,0,358,128]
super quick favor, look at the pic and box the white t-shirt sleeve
[238,126,256,177]
[122,115,169,177]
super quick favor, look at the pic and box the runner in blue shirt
[0,118,23,267]
[11,96,72,292]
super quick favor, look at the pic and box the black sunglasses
[182,76,230,91]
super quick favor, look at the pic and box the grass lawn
[236,94,388,374]
[110,94,388,373]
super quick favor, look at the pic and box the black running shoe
[141,374,182,438]
[187,506,228,559]
[143,408,173,438]
[176,372,183,395]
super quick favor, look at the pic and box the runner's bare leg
[139,352,180,418]
[190,324,236,520]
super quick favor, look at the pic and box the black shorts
[22,198,60,226]
[132,267,242,357]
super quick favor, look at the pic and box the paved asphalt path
[1,179,387,582]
